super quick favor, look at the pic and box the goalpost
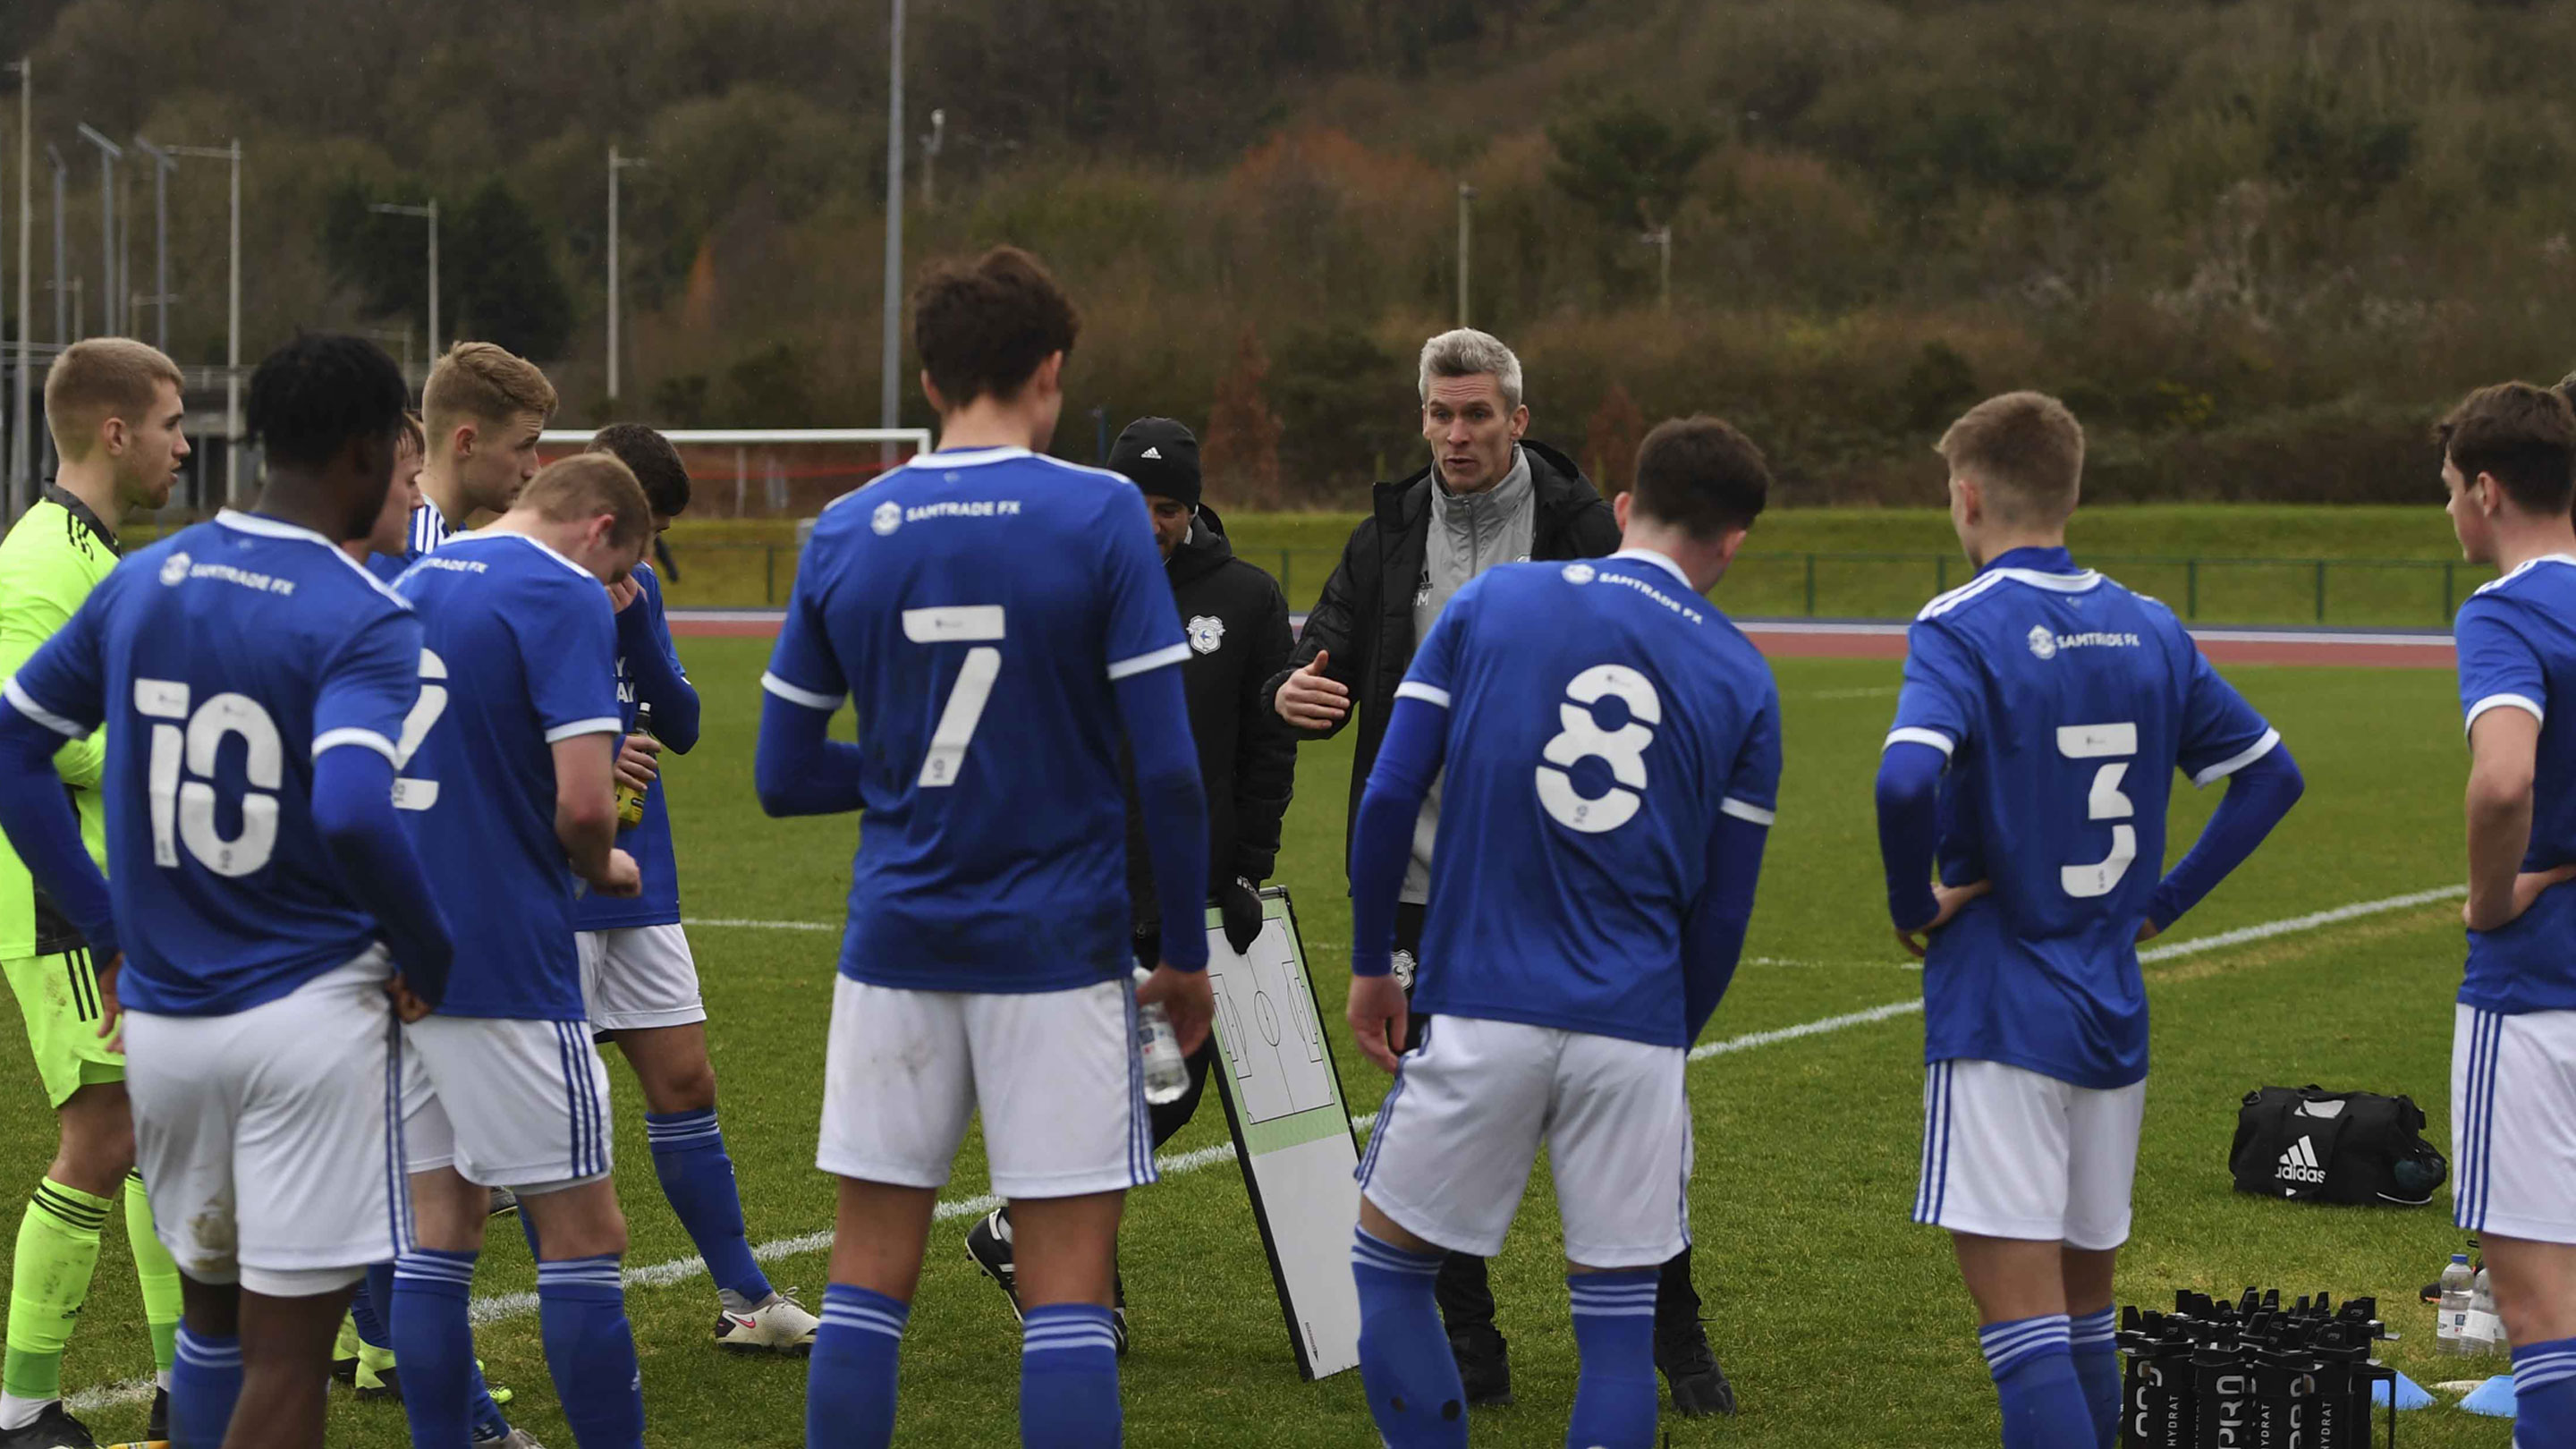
[537,428,934,519]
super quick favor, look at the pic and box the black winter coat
[1125,506,1297,928]
[1259,441,1620,858]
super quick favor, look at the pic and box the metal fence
[657,545,2479,628]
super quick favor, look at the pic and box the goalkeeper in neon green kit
[0,340,191,1449]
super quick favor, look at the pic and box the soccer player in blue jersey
[368,343,553,582]
[0,332,454,1449]
[2436,382,2576,1447]
[1343,416,1781,1449]
[1875,393,2304,1449]
[573,423,818,1352]
[755,245,1212,1449]
[388,453,656,1449]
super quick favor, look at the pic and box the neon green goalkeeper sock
[4,1178,110,1406]
[124,1169,180,1377]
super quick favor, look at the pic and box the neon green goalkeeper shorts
[4,948,123,1108]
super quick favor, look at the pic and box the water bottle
[1133,968,1189,1106]
[614,703,655,830]
[2465,1266,2505,1355]
[2436,1254,2474,1355]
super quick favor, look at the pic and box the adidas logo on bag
[2276,1134,2326,1187]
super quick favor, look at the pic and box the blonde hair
[45,338,184,462]
[422,342,556,446]
[518,453,653,554]
[397,411,426,458]
[1936,391,2086,524]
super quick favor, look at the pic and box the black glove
[1216,877,1265,955]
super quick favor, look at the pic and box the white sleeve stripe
[2190,727,2283,788]
[760,671,843,711]
[1719,797,1776,826]
[3,677,87,741]
[543,716,625,743]
[1393,681,1452,709]
[2465,693,2546,736]
[1106,641,1191,681]
[1883,727,1955,758]
[311,728,398,763]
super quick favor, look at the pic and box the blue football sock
[2069,1308,2119,1449]
[537,1256,644,1449]
[2513,1336,2576,1449]
[167,1325,241,1449]
[645,1109,773,1304]
[355,1261,397,1352]
[807,1284,908,1449]
[1020,1302,1120,1448]
[393,1249,479,1449]
[1351,1228,1467,1449]
[1565,1268,1659,1449]
[1981,1314,2089,1449]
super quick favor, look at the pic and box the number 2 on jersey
[904,606,1004,788]
[2056,722,2137,898]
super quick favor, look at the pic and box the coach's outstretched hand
[1895,880,1990,960]
[1140,962,1214,1055]
[1275,650,1351,729]
[1347,974,1408,1073]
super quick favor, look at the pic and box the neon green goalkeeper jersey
[0,487,118,958]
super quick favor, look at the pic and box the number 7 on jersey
[904,606,1005,787]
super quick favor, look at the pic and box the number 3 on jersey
[905,606,1004,788]
[1537,664,1662,834]
[2057,722,2137,898]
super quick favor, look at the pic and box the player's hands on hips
[607,575,644,614]
[1275,650,1350,729]
[92,953,123,1050]
[614,733,663,792]
[589,848,644,898]
[1216,877,1265,955]
[1140,963,1213,1055]
[386,975,434,1024]
[2135,918,2163,944]
[1347,972,1409,1073]
[1896,880,1991,960]
[2469,862,2576,930]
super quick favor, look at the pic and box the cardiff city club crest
[1188,615,1226,655]
[2027,624,2059,660]
[871,500,902,536]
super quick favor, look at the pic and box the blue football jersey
[1400,552,1783,1048]
[392,532,623,1019]
[575,563,684,932]
[2454,554,2576,1014]
[366,497,452,583]
[2,512,423,1016]
[1887,547,2277,1089]
[761,445,1190,994]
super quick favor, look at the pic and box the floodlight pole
[8,58,30,513]
[371,199,438,360]
[607,146,647,405]
[74,124,117,336]
[44,145,62,348]
[1457,182,1476,328]
[165,141,242,502]
[131,137,174,352]
[879,0,905,463]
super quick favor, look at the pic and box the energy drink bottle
[614,702,656,829]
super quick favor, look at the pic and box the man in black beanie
[962,417,1297,1351]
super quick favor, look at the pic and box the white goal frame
[538,427,934,517]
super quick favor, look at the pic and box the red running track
[670,611,2456,669]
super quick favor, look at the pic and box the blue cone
[2459,1373,2519,1418]
[2371,1371,2436,1411]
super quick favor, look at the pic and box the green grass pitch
[0,636,2518,1446]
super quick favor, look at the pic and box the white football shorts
[1358,1014,1691,1268]
[123,950,399,1296]
[2453,1004,2576,1243]
[402,1013,615,1194]
[816,975,1153,1199]
[1913,1057,2146,1250]
[579,923,707,1032]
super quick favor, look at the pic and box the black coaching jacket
[1124,505,1298,928]
[1259,440,1621,858]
